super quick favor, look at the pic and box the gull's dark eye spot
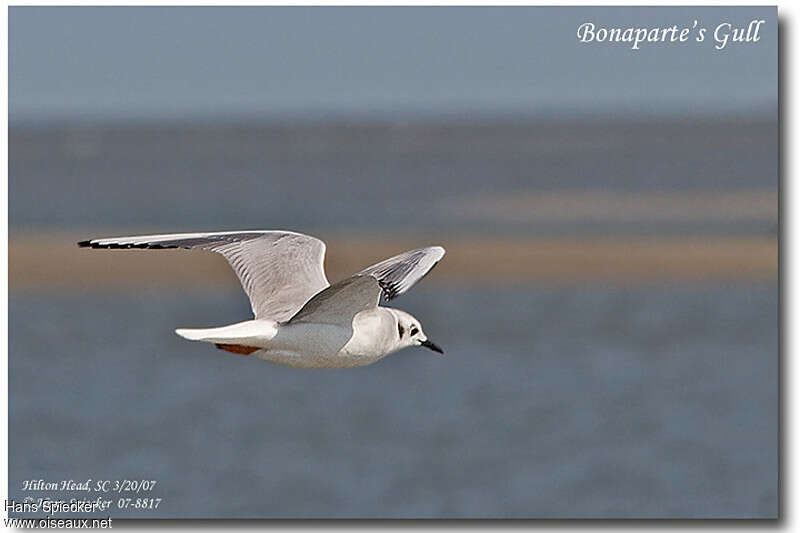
[398,324,405,338]
[410,327,419,336]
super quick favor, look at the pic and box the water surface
[9,285,777,518]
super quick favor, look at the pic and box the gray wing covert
[289,276,381,325]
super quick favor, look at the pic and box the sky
[10,6,777,123]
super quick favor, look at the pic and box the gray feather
[358,246,445,300]
[289,276,381,325]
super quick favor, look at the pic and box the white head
[388,309,444,355]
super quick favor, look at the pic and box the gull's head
[390,309,444,355]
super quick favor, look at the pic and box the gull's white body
[175,307,402,368]
[79,230,445,368]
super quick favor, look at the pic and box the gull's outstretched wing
[357,246,445,301]
[78,230,329,321]
[288,245,445,327]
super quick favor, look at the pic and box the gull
[78,230,445,368]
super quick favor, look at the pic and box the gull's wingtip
[77,240,92,248]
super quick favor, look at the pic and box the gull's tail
[175,319,278,355]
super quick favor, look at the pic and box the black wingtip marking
[77,241,177,250]
[378,280,400,301]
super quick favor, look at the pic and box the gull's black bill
[420,339,444,354]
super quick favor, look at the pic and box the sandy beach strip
[8,231,777,292]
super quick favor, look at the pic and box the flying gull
[78,230,445,368]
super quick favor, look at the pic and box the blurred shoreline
[9,231,777,291]
[10,117,777,290]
